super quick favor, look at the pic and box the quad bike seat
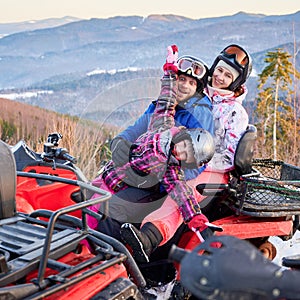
[0,140,16,219]
[231,124,257,178]
[197,124,257,212]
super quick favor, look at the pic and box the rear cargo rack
[232,159,300,217]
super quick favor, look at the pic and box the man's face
[176,74,198,103]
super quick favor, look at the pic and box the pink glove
[163,44,178,74]
[188,214,209,232]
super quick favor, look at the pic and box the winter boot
[120,222,163,263]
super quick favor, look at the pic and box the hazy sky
[0,0,299,23]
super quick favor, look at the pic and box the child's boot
[120,222,163,263]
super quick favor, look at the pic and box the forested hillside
[0,97,117,179]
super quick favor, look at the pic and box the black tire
[0,140,16,218]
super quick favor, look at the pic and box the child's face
[173,139,196,164]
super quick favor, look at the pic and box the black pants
[97,186,167,240]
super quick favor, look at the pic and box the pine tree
[255,48,300,162]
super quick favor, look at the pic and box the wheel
[169,280,193,300]
[258,241,277,260]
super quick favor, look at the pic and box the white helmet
[172,128,215,168]
[187,128,215,167]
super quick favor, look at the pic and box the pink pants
[141,169,229,246]
[87,177,112,230]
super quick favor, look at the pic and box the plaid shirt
[103,76,202,222]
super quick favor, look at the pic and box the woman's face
[211,66,234,90]
[176,74,198,103]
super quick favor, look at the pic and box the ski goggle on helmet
[210,44,252,91]
[177,55,207,80]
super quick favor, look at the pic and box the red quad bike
[173,125,300,268]
[0,134,147,300]
[139,125,300,298]
[178,124,300,259]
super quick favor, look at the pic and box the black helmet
[177,55,209,92]
[210,44,252,91]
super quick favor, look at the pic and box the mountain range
[0,11,299,125]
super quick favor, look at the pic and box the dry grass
[0,97,118,180]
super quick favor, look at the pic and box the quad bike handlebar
[42,146,77,164]
[41,132,77,164]
[169,235,300,300]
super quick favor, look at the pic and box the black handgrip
[55,148,77,164]
[196,183,229,195]
[282,254,300,269]
[168,245,188,263]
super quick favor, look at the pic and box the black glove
[110,137,132,167]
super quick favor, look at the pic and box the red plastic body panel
[182,215,293,252]
[213,215,293,239]
[16,165,82,218]
[25,245,128,299]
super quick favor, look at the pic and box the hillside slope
[0,97,113,179]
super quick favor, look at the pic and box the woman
[205,44,251,173]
